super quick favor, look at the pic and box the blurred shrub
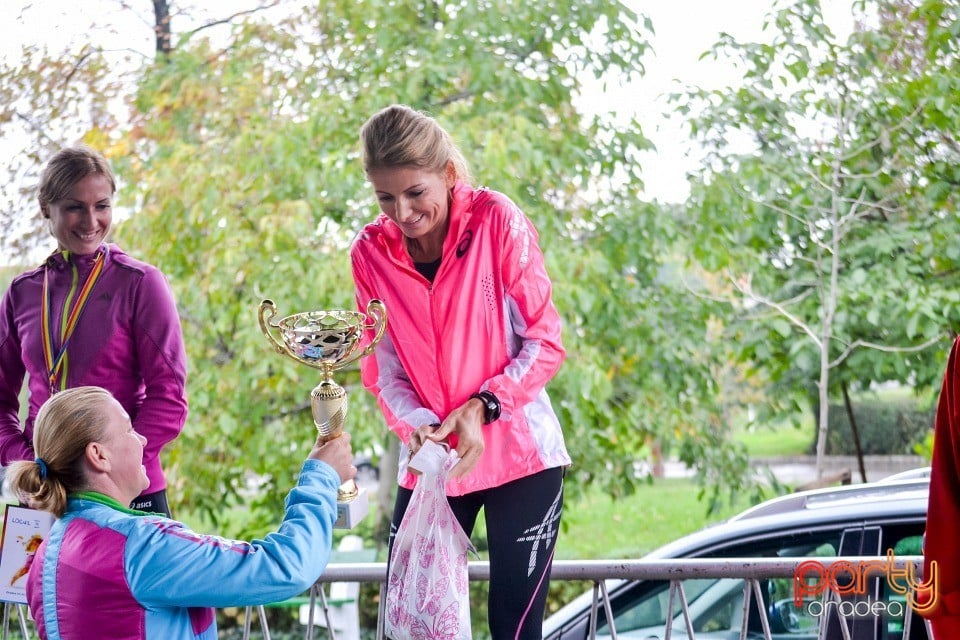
[816,400,934,455]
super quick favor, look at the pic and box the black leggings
[388,467,564,640]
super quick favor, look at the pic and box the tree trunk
[153,0,173,56]
[842,382,868,482]
[815,377,829,479]
[375,435,399,548]
[815,324,832,479]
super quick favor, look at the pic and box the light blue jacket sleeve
[124,459,340,608]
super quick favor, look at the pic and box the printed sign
[0,505,54,604]
[794,551,937,617]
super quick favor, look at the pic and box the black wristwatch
[470,391,501,424]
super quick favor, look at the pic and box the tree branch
[262,400,312,424]
[15,112,58,147]
[729,273,822,348]
[828,333,945,369]
[437,90,475,107]
[183,0,283,39]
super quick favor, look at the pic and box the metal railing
[1,556,934,640]
[303,556,932,640]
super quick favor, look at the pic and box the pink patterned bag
[385,442,474,640]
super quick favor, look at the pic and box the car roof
[730,474,929,520]
[644,475,929,561]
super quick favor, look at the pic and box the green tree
[674,0,960,475]
[11,0,905,550]
[0,0,285,256]
[109,0,678,539]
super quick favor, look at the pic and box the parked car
[544,471,932,640]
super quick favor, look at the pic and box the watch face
[481,392,500,422]
[472,391,501,423]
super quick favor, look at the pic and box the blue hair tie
[35,457,48,479]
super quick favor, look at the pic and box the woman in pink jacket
[351,104,571,639]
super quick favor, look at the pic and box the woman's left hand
[428,397,486,478]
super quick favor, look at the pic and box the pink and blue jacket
[0,243,187,495]
[351,182,571,496]
[27,459,340,640]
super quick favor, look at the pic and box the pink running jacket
[351,182,571,496]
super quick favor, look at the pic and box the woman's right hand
[309,433,357,484]
[408,423,441,456]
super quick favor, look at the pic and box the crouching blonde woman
[6,386,356,640]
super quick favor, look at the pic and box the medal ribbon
[41,247,108,392]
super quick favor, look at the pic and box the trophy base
[334,487,369,529]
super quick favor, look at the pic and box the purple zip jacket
[0,243,187,494]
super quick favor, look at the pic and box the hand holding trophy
[259,298,387,528]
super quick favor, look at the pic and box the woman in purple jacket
[0,144,187,516]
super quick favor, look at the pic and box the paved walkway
[663,454,928,486]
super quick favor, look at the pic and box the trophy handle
[330,298,388,371]
[359,299,388,358]
[258,299,289,356]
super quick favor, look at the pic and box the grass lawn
[180,474,763,564]
[734,421,812,457]
[557,477,750,560]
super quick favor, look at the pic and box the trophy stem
[311,379,359,502]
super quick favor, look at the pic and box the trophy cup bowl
[275,310,368,365]
[259,298,387,528]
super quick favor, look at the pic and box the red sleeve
[923,336,960,626]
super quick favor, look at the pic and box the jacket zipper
[428,280,451,406]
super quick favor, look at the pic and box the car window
[814,525,929,640]
[880,530,928,640]
[597,578,714,631]
[767,541,837,635]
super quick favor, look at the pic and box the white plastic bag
[385,441,474,640]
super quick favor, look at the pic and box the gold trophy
[259,298,387,528]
